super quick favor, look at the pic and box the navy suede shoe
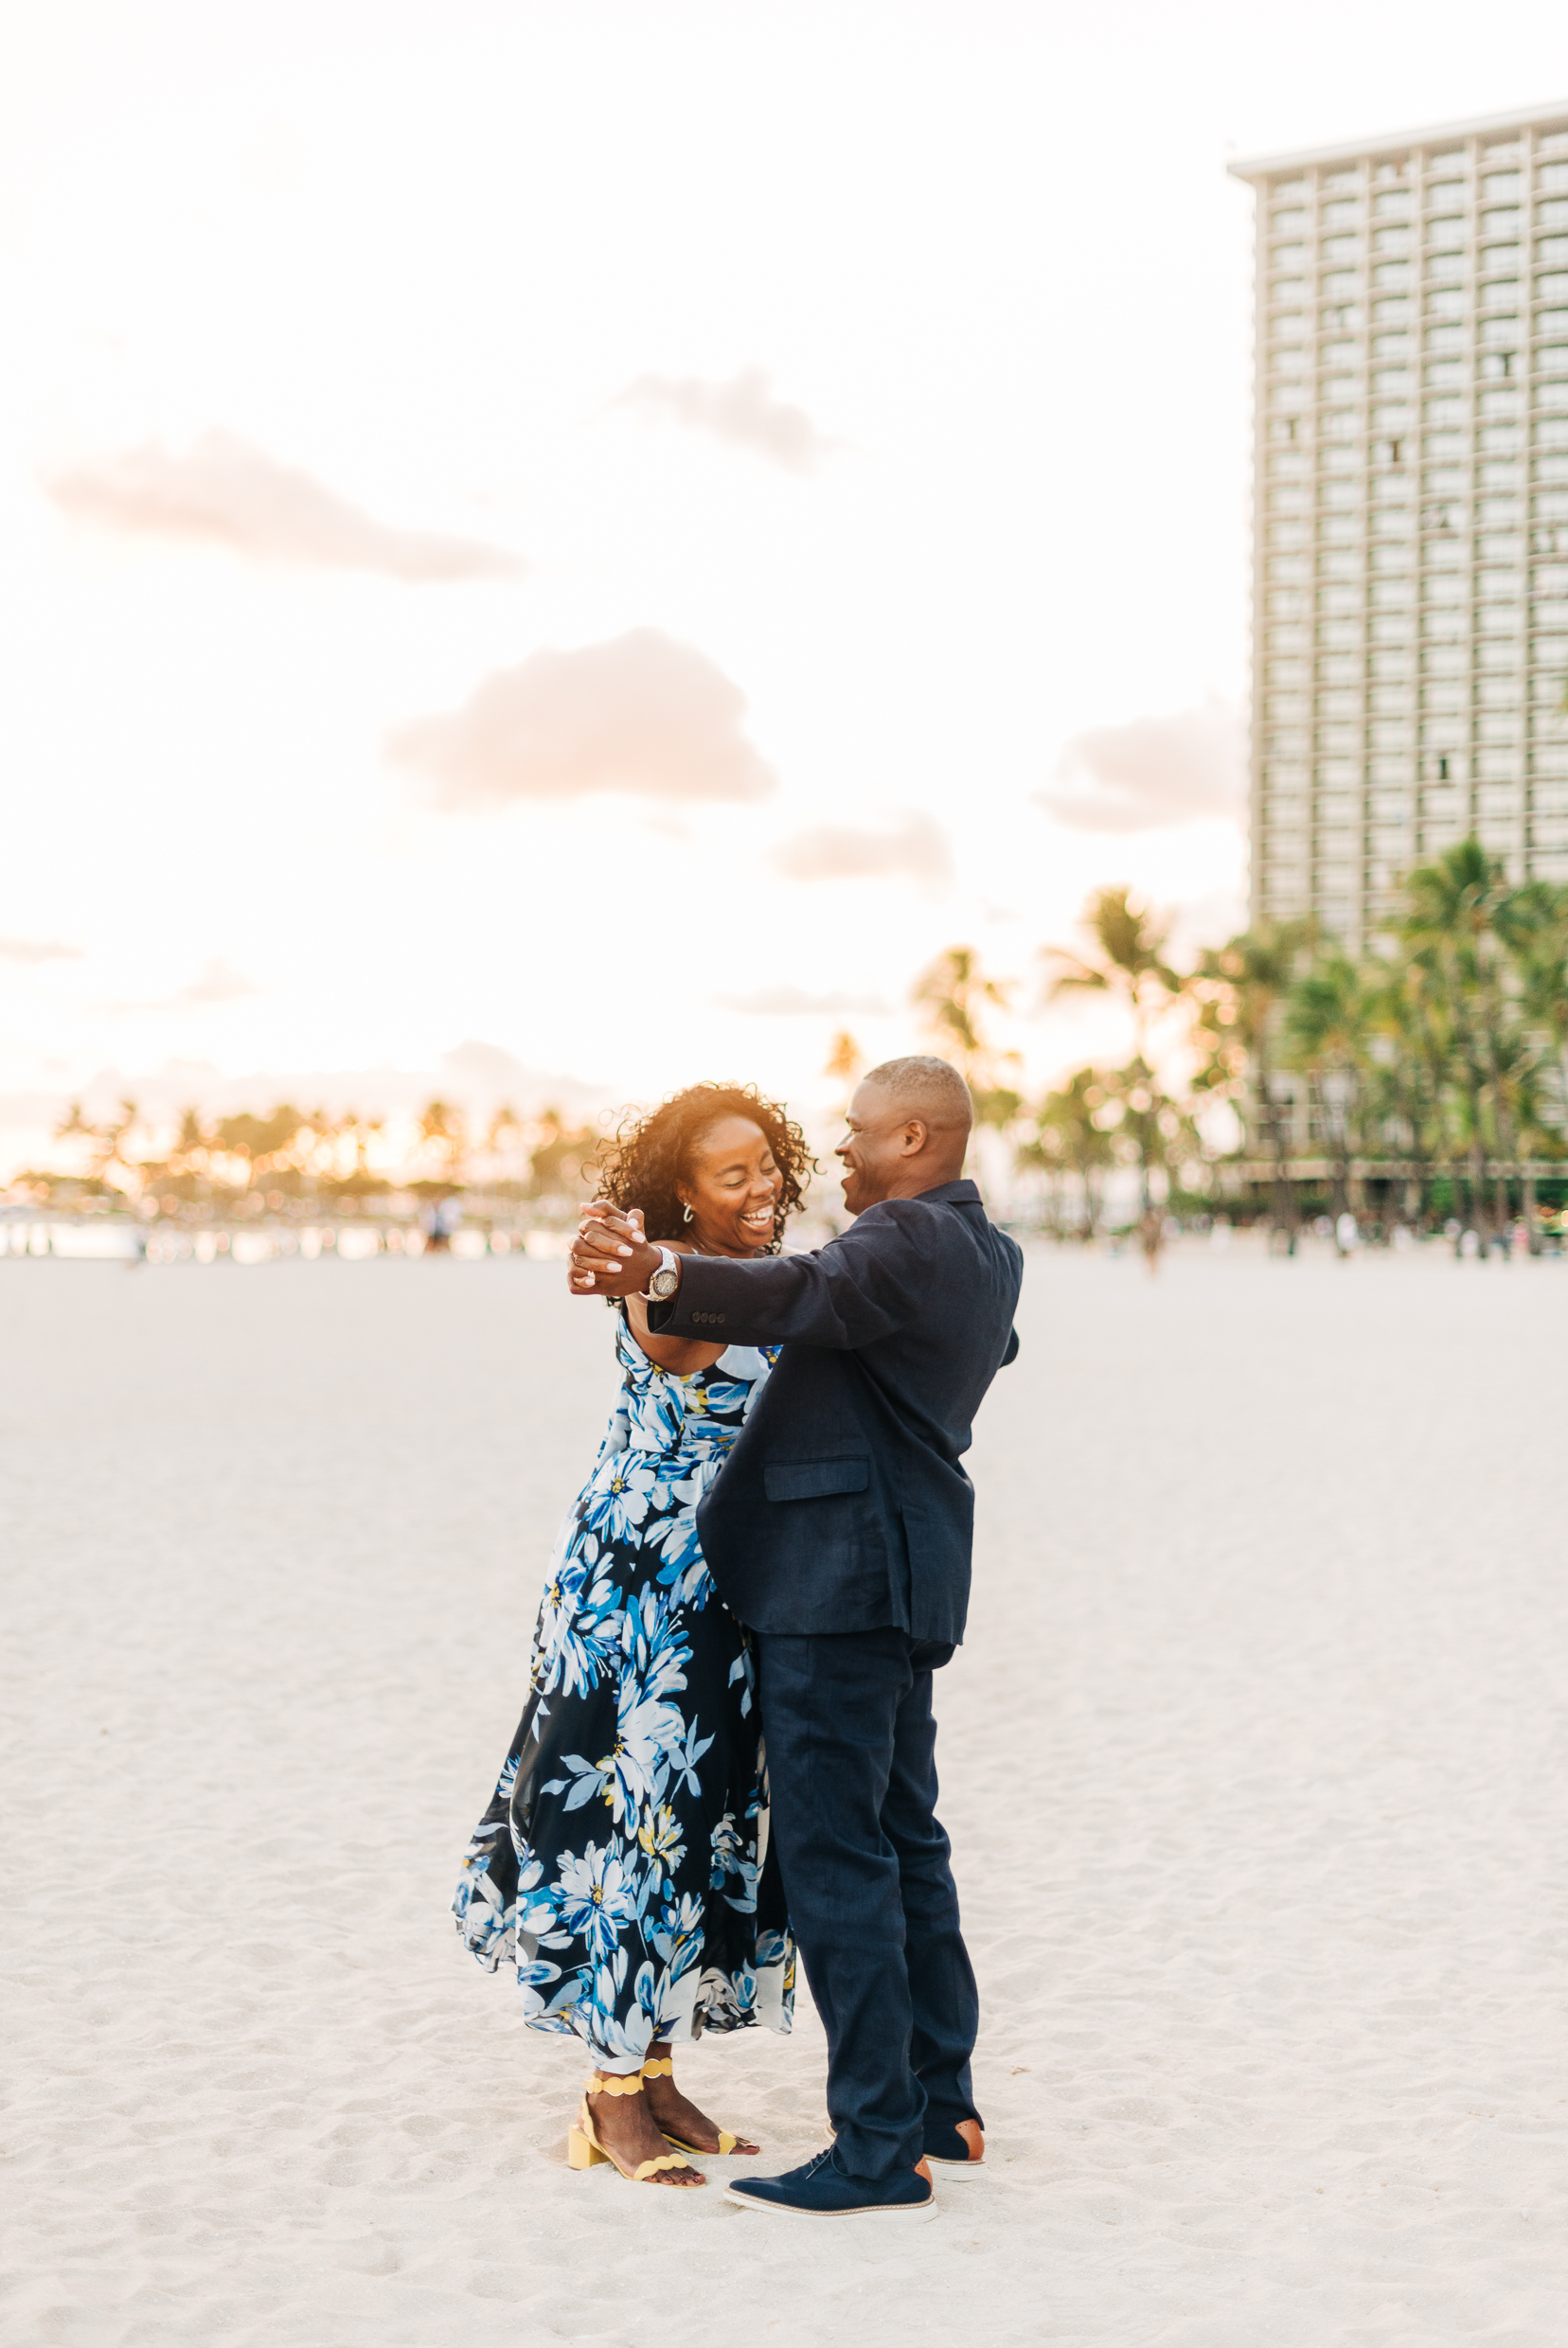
[727,2145,936,2218]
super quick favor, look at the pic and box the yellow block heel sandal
[566,2069,704,2186]
[642,2054,746,2158]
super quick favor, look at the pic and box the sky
[4,0,1568,1171]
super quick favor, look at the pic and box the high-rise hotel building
[1230,102,1568,947]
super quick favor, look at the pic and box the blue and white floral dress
[454,1314,795,2068]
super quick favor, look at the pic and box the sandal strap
[584,2071,644,2096]
[640,2056,674,2078]
[577,2100,700,2185]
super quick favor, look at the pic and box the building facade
[1231,102,1568,949]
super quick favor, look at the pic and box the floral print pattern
[454,1315,794,2066]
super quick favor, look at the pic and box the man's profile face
[835,1081,918,1216]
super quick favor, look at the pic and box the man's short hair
[862,1055,973,1132]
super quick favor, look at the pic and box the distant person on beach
[421,1195,461,1253]
[571,1057,1023,2220]
[454,1084,809,2190]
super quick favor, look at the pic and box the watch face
[650,1268,679,1299]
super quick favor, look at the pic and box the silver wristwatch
[644,1245,682,1303]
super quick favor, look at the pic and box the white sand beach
[4,1244,1566,2347]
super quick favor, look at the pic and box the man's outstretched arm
[568,1203,918,1351]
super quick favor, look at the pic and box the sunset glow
[4,1,1564,1170]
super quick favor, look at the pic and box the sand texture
[4,1245,1566,2345]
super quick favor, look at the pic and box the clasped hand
[569,1202,664,1297]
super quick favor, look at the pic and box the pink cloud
[48,434,521,581]
[1041,701,1246,834]
[772,812,951,884]
[390,629,776,807]
[615,369,836,475]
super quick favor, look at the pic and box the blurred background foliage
[18,836,1568,1248]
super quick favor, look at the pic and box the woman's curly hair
[595,1082,813,1250]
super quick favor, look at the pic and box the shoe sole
[725,2184,938,2219]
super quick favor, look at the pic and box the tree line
[25,831,1568,1244]
[35,1098,599,1209]
[864,835,1568,1248]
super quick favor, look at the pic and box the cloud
[178,959,261,1005]
[103,959,263,1014]
[0,937,81,964]
[390,628,776,808]
[771,812,952,885]
[615,368,837,475]
[1040,700,1246,834]
[47,433,522,580]
[716,985,892,1017]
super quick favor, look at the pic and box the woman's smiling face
[678,1116,783,1255]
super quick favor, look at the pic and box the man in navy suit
[569,1057,1024,2217]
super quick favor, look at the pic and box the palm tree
[56,1097,141,1190]
[54,1101,97,1156]
[479,1106,526,1191]
[1393,936,1477,1229]
[1017,1067,1116,1236]
[172,1108,212,1169]
[1284,952,1372,1242]
[529,1110,597,1198]
[1360,952,1451,1227]
[1044,886,1184,1053]
[1014,1115,1069,1235]
[213,1106,309,1186]
[1043,888,1185,1208]
[822,1029,864,1130]
[1401,840,1515,1239]
[911,948,1022,1128]
[1499,879,1568,1144]
[1488,1019,1552,1244]
[1472,880,1568,1247]
[913,946,1007,1068]
[1190,917,1316,1249]
[418,1098,466,1183]
[328,1111,386,1189]
[1096,1057,1198,1232]
[1044,888,1186,1205]
[824,1029,863,1083]
[360,1115,387,1179]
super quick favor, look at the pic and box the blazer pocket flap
[763,1458,871,1503]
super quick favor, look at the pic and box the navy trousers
[755,1628,981,2179]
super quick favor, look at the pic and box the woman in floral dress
[454,1084,809,2188]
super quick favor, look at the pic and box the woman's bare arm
[624,1286,727,1375]
[611,1219,727,1373]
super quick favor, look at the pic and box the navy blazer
[647,1179,1023,1644]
